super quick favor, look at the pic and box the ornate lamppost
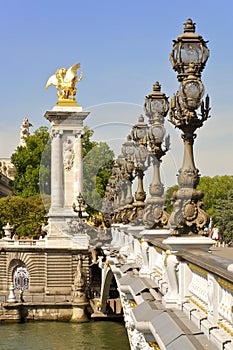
[73,192,87,218]
[111,154,127,224]
[168,19,211,235]
[101,175,116,227]
[143,82,170,229]
[120,136,136,224]
[130,115,148,224]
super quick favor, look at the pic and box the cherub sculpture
[46,63,82,104]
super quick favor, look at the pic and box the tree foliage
[83,140,114,215]
[211,189,233,244]
[165,184,179,213]
[11,126,51,197]
[197,175,233,217]
[0,195,49,238]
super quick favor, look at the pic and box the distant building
[0,159,15,180]
[0,171,13,197]
[0,118,32,197]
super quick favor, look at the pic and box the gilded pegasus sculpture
[46,63,83,106]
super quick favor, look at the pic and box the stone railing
[0,239,45,247]
[108,224,233,350]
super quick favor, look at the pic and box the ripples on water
[0,321,130,350]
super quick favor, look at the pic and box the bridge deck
[210,246,233,261]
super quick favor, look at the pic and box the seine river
[0,321,130,350]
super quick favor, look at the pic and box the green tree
[83,141,114,215]
[197,175,233,217]
[0,195,48,239]
[82,126,98,157]
[212,190,233,244]
[11,126,51,197]
[165,184,179,213]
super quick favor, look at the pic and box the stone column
[50,130,63,210]
[44,110,89,247]
[74,131,83,198]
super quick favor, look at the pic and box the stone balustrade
[106,224,233,350]
[0,239,45,246]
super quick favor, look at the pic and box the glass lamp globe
[170,18,210,81]
[144,82,169,124]
[135,144,148,166]
[121,135,135,161]
[180,63,205,110]
[148,124,165,144]
[131,115,148,145]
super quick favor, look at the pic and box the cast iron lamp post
[72,193,87,218]
[143,82,170,229]
[130,115,148,224]
[120,136,136,224]
[168,19,211,235]
[102,161,121,225]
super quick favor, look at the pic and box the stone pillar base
[140,228,171,240]
[162,235,215,252]
[45,214,90,249]
[162,293,180,309]
[71,302,89,322]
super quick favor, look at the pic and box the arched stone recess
[99,265,114,313]
[8,258,26,282]
[6,251,46,293]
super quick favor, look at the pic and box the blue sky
[0,0,233,188]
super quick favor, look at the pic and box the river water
[0,321,130,350]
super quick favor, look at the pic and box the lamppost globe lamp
[144,81,169,125]
[121,135,136,162]
[117,153,126,168]
[170,18,210,82]
[131,114,148,147]
[179,63,205,111]
[148,123,166,145]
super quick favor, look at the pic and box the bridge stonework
[97,225,233,350]
[0,245,91,322]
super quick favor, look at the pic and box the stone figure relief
[72,255,86,301]
[63,137,74,171]
[73,255,84,289]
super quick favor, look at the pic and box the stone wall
[0,302,74,322]
[0,246,90,299]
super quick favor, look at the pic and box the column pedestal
[44,108,90,248]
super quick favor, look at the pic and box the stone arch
[8,259,29,290]
[6,252,32,289]
[13,266,29,291]
[99,266,114,313]
[6,251,46,293]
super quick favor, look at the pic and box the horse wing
[45,74,58,89]
[64,63,81,84]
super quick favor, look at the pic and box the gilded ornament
[189,296,208,314]
[188,263,207,277]
[46,63,83,106]
[218,321,233,336]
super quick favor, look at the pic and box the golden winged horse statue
[46,63,83,105]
